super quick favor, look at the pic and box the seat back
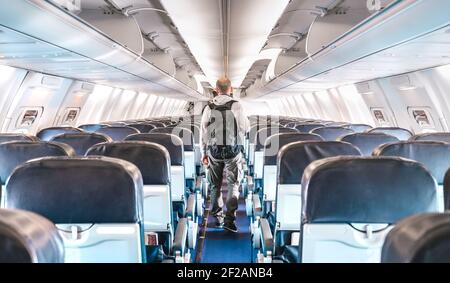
[36,127,83,141]
[78,124,108,133]
[0,208,64,263]
[262,133,323,201]
[410,132,450,143]
[95,126,139,141]
[0,141,75,186]
[339,132,399,156]
[276,141,361,231]
[381,213,450,263]
[346,124,373,133]
[51,133,112,156]
[301,156,438,263]
[0,134,38,143]
[126,123,155,133]
[367,127,413,141]
[125,133,185,201]
[87,142,172,232]
[5,157,144,263]
[310,126,355,141]
[374,141,450,211]
[295,123,325,133]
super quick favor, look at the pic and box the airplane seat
[346,124,373,133]
[86,141,193,262]
[253,141,361,263]
[338,132,399,156]
[374,141,450,211]
[410,132,450,143]
[50,132,112,156]
[95,126,139,141]
[125,133,196,222]
[294,123,325,133]
[146,122,166,128]
[36,127,83,141]
[0,134,39,143]
[367,127,413,141]
[0,141,75,196]
[381,213,450,263]
[300,156,439,263]
[0,208,64,263]
[247,133,323,218]
[310,126,355,141]
[4,156,145,263]
[126,123,156,133]
[78,124,108,133]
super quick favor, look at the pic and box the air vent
[391,75,411,87]
[81,83,94,91]
[41,76,62,88]
[356,82,371,93]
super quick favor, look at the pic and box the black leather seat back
[381,213,450,263]
[302,156,437,224]
[51,133,112,156]
[151,127,194,151]
[146,122,165,128]
[278,141,361,184]
[37,127,83,141]
[264,133,323,165]
[5,157,143,224]
[374,141,450,184]
[78,124,108,133]
[0,134,38,143]
[368,127,413,141]
[87,141,170,185]
[311,127,355,141]
[0,141,75,185]
[255,127,297,151]
[0,209,64,263]
[410,133,450,144]
[295,123,325,133]
[339,132,399,156]
[126,123,155,133]
[95,126,139,141]
[125,133,184,166]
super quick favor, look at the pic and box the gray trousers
[207,152,243,224]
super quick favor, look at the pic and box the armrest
[185,193,196,220]
[260,218,274,254]
[173,218,188,255]
[252,193,262,217]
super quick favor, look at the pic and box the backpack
[207,100,243,159]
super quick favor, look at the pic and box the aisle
[197,189,252,263]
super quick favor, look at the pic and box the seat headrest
[51,133,112,156]
[410,132,450,144]
[125,133,184,166]
[374,141,450,183]
[310,127,355,141]
[36,127,83,141]
[255,127,298,151]
[0,134,38,143]
[86,141,171,185]
[381,213,450,263]
[368,127,413,141]
[5,157,143,224]
[177,124,200,143]
[147,122,166,128]
[295,124,325,133]
[0,141,75,185]
[77,124,108,133]
[95,126,139,141]
[339,132,399,156]
[278,141,361,184]
[0,209,64,263]
[347,124,373,133]
[264,133,323,165]
[151,127,194,151]
[126,123,155,133]
[302,156,438,224]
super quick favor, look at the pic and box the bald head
[216,77,232,95]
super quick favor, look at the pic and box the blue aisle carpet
[200,193,252,263]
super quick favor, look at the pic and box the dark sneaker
[223,222,238,233]
[214,220,224,228]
